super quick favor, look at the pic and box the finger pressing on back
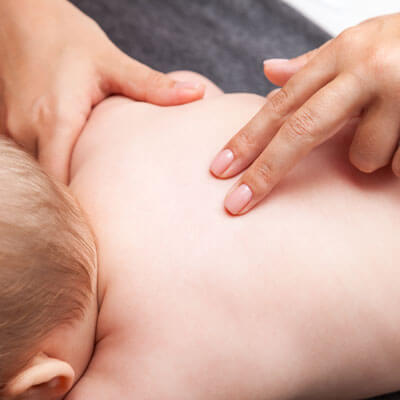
[224,72,371,215]
[210,45,338,179]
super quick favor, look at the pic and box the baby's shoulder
[65,371,111,400]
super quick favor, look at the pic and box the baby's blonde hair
[0,137,96,396]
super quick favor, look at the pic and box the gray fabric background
[70,0,331,94]
[69,1,400,398]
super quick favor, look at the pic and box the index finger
[224,73,371,215]
[210,43,337,179]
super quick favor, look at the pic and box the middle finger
[210,43,338,178]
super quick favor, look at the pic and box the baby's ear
[6,352,75,399]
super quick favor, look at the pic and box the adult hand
[210,14,400,215]
[0,0,204,183]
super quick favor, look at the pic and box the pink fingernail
[210,149,234,176]
[263,58,289,67]
[175,81,202,90]
[225,184,252,215]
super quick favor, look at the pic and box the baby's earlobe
[6,353,75,399]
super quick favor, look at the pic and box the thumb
[263,40,332,86]
[105,51,205,106]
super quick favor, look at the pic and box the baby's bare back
[69,94,400,400]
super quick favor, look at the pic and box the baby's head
[0,137,97,399]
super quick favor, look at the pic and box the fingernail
[263,58,289,67]
[225,184,252,215]
[210,149,234,176]
[175,81,202,90]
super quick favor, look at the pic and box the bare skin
[66,72,400,400]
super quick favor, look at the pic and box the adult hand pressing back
[210,13,400,215]
[0,0,204,183]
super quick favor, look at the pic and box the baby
[0,138,97,399]
[2,71,400,400]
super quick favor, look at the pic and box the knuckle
[254,161,274,184]
[336,29,351,48]
[31,96,53,127]
[143,69,173,102]
[31,98,69,140]
[232,129,258,155]
[30,97,75,143]
[267,87,291,117]
[146,70,171,89]
[285,108,316,141]
[336,26,363,51]
[334,27,369,67]
[368,46,400,91]
[266,88,280,102]
[368,46,391,72]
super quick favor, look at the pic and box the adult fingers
[210,45,337,179]
[349,99,400,173]
[104,50,205,106]
[224,73,371,215]
[264,40,332,86]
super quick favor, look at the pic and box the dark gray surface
[70,0,330,95]
[373,395,400,400]
[69,1,400,399]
